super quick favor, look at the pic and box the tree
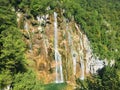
[0,1,26,89]
[0,70,12,89]
[13,70,44,90]
[76,66,120,90]
[0,27,26,73]
[99,66,120,90]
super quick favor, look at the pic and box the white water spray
[54,12,64,83]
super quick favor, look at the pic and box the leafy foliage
[0,4,16,33]
[76,66,120,90]
[0,0,120,89]
[13,70,44,90]
[0,0,26,89]
[73,0,120,60]
[0,27,26,73]
[0,70,12,89]
[43,83,67,90]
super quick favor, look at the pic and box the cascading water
[24,22,32,50]
[24,22,30,37]
[68,31,77,75]
[72,51,77,75]
[73,23,85,80]
[79,50,84,80]
[43,36,49,57]
[41,28,48,57]
[54,12,64,83]
[83,35,92,74]
[37,16,49,57]
[79,31,84,80]
[83,34,108,74]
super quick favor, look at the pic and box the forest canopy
[0,0,120,89]
[9,0,120,60]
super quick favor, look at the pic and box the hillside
[0,0,120,90]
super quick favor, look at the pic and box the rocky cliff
[17,10,109,84]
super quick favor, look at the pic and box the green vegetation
[74,0,120,60]
[0,1,26,89]
[13,0,120,60]
[13,70,44,90]
[76,66,120,90]
[0,0,120,89]
[43,83,67,90]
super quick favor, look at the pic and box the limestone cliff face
[17,10,108,84]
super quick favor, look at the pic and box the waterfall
[37,16,49,57]
[83,34,108,74]
[72,51,77,75]
[74,23,85,80]
[17,12,21,23]
[79,34,84,80]
[68,31,77,75]
[20,9,112,83]
[54,12,64,83]
[24,22,30,37]
[79,51,84,80]
[43,34,48,57]
[24,22,32,50]
[83,35,92,74]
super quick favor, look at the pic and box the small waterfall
[79,34,84,80]
[24,22,30,37]
[37,16,49,57]
[24,22,32,50]
[72,51,77,75]
[68,31,77,75]
[75,23,85,80]
[43,36,49,57]
[54,12,64,83]
[79,51,84,80]
[17,12,21,23]
[83,35,92,74]
[83,35,108,74]
[55,51,64,83]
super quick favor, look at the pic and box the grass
[43,83,68,90]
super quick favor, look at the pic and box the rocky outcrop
[18,10,109,84]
